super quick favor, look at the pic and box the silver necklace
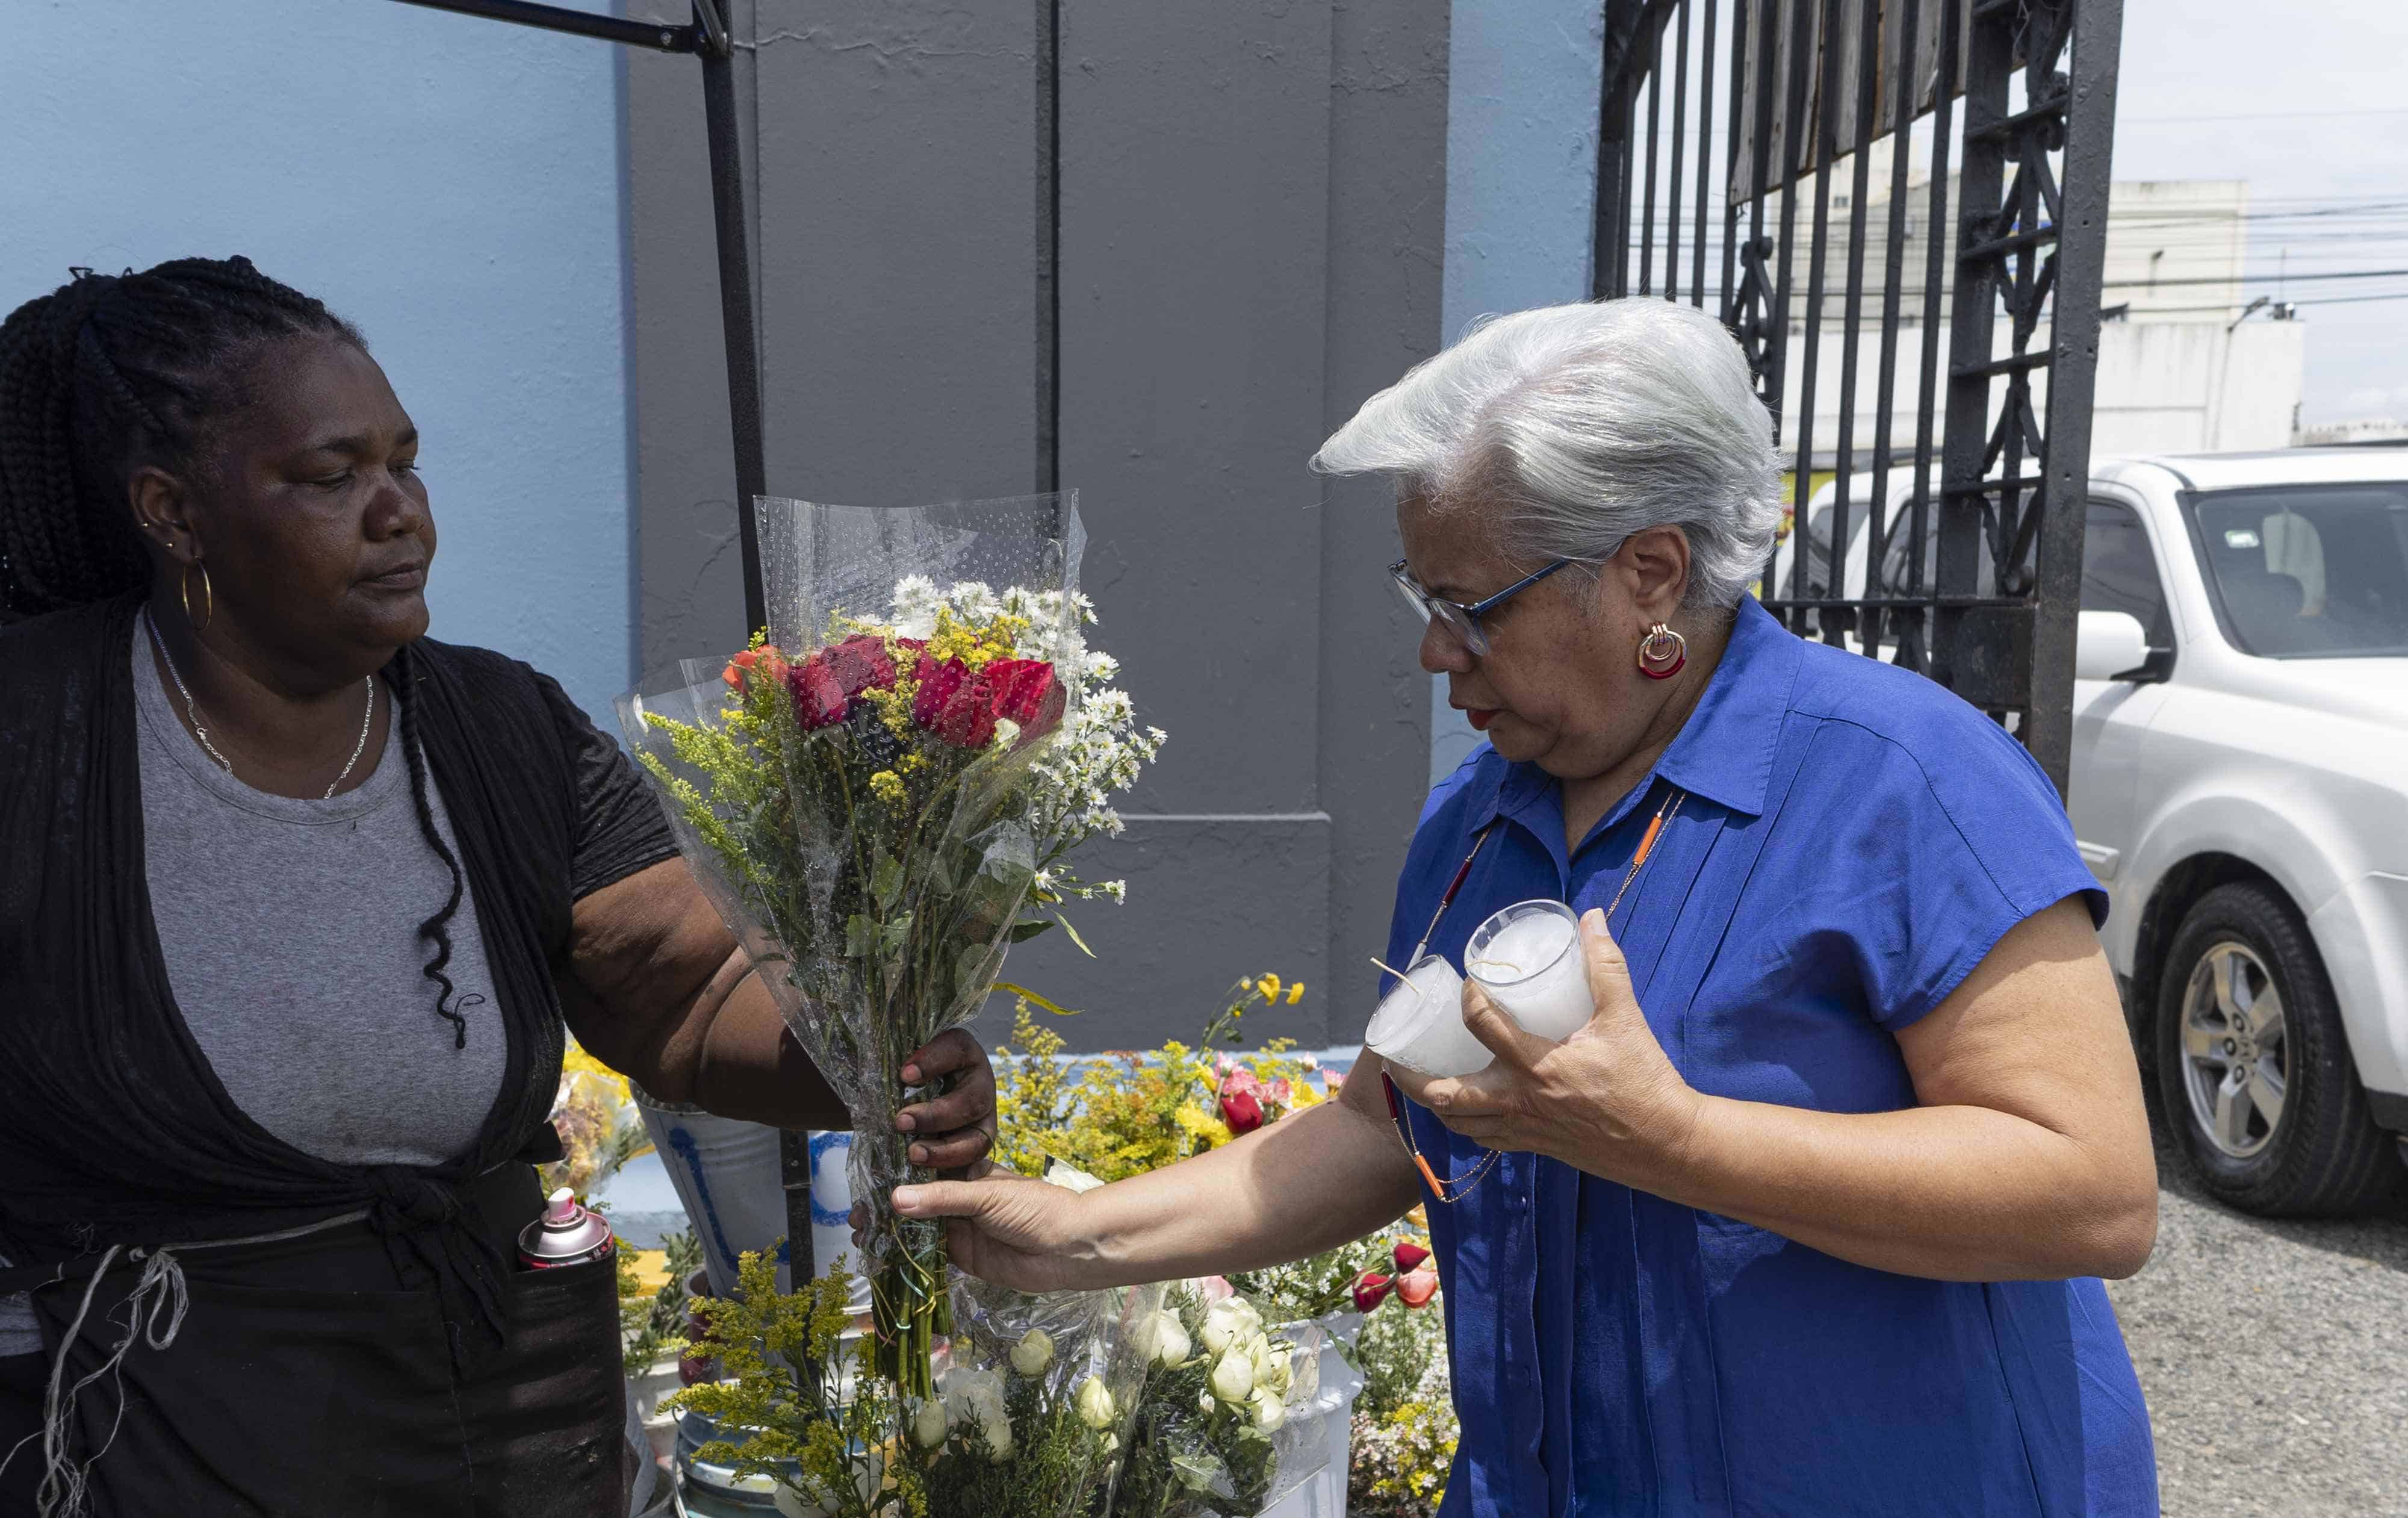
[143,606,376,800]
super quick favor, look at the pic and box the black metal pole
[697,16,770,639]
[687,5,811,1299]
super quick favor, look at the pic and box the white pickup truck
[1769,448,2408,1216]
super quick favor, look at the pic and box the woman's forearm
[1640,1095,2155,1281]
[1066,1093,1423,1290]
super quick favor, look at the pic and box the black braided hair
[393,645,473,1049]
[0,257,472,1045]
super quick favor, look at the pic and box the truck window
[2082,500,2171,646]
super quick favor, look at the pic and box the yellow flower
[1255,972,1283,1004]
[1287,980,1306,1004]
[1173,1102,1227,1153]
[868,770,907,806]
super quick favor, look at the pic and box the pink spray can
[518,1187,616,1269]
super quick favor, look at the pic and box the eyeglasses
[1388,557,1574,657]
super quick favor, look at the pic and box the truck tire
[2155,882,2403,1215]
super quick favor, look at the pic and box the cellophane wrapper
[618,493,1085,1396]
[932,1274,1163,1516]
[1113,1296,1331,1518]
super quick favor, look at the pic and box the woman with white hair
[893,299,2161,1514]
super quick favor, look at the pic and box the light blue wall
[1432,0,1605,788]
[0,0,634,725]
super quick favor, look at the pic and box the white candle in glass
[1464,900,1592,1042]
[1366,955,1493,1078]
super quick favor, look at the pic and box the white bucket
[633,1100,870,1315]
[1261,1309,1367,1518]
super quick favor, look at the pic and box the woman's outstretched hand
[1386,907,1703,1190]
[892,1029,999,1177]
[850,1171,1100,1296]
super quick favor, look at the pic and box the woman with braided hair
[0,257,1001,1517]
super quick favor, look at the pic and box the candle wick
[1370,956,1411,986]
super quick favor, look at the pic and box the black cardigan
[0,593,669,1364]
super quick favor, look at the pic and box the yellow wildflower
[1173,1102,1227,1153]
[868,770,907,807]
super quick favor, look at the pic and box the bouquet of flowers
[542,1037,654,1201]
[675,1247,1161,1518]
[619,494,1163,1397]
[1108,1279,1332,1518]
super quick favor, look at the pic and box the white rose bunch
[1075,1375,1118,1431]
[1129,1308,1192,1369]
[939,1363,1014,1458]
[1010,1328,1055,1378]
[1199,1297,1261,1358]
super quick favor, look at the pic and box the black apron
[1,1167,628,1518]
[0,595,654,1516]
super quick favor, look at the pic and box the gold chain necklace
[143,606,376,801]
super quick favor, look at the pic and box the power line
[2102,267,2408,290]
[2121,106,2408,126]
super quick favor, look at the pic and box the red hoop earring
[1637,622,1686,680]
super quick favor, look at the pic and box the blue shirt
[1385,597,2158,1517]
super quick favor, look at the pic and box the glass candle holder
[1464,900,1590,1042]
[1365,954,1492,1078]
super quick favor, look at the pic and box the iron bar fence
[1593,0,2124,796]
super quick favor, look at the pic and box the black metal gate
[1592,0,2123,795]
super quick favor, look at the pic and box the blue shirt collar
[1467,596,1802,835]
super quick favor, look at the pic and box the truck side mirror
[2074,610,2166,683]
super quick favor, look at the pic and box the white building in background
[1775,160,2304,465]
[2297,417,2408,446]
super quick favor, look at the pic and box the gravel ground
[2103,1128,2408,1516]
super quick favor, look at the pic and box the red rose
[936,679,999,748]
[911,653,969,730]
[1351,1271,1394,1313]
[982,659,1065,742]
[785,655,849,730]
[824,634,897,697]
[1395,1266,1439,1308]
[1220,1088,1264,1136]
[1392,1240,1430,1274]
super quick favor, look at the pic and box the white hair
[1312,299,1782,611]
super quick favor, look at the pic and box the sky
[2111,0,2408,423]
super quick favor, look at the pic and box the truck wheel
[2155,883,2403,1215]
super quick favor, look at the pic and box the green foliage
[621,1228,704,1370]
[990,977,1324,1186]
[1347,1302,1456,1518]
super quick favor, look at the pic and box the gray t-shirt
[2,632,513,1355]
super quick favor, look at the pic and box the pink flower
[1396,1266,1439,1308]
[1268,1078,1294,1108]
[1197,1277,1235,1304]
[1321,1070,1346,1095]
[1220,1066,1262,1101]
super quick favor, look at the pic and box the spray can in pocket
[518,1187,616,1269]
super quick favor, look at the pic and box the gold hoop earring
[181,561,214,633]
[1637,621,1686,680]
